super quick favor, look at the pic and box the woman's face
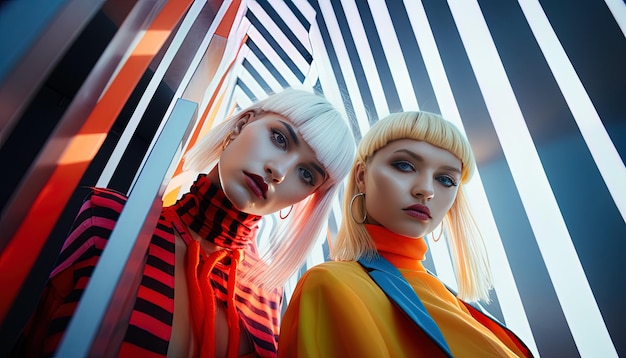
[215,112,327,216]
[356,139,462,238]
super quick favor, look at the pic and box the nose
[265,160,288,184]
[412,175,434,200]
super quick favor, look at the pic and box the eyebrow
[311,163,327,182]
[394,149,462,175]
[279,120,327,181]
[279,120,300,146]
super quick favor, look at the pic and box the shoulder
[76,187,129,224]
[297,261,368,290]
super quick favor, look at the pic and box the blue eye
[392,161,415,172]
[437,175,458,187]
[299,167,315,186]
[271,129,287,149]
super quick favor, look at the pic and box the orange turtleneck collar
[365,224,429,272]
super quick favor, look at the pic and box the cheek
[432,190,457,221]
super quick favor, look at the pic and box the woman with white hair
[17,89,356,358]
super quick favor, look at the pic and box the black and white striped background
[94,0,626,356]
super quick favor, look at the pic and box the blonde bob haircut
[183,89,356,289]
[332,111,493,302]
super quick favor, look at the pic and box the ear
[231,111,255,138]
[354,161,367,193]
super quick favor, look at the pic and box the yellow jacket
[279,225,531,358]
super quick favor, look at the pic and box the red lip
[403,204,431,221]
[244,172,268,199]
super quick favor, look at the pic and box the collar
[170,173,261,249]
[365,224,428,271]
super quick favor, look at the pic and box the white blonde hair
[332,111,493,302]
[184,89,356,288]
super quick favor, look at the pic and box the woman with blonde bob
[17,89,356,358]
[279,111,532,357]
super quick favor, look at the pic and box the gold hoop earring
[431,222,445,242]
[221,130,238,151]
[279,206,293,219]
[349,192,367,224]
[221,134,232,151]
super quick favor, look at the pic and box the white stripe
[133,0,245,190]
[307,21,352,128]
[427,227,458,291]
[233,86,254,108]
[519,0,626,222]
[367,0,420,111]
[604,0,626,37]
[449,1,618,356]
[318,0,371,135]
[339,0,390,118]
[198,8,250,116]
[267,0,312,51]
[288,0,316,22]
[238,66,269,100]
[402,1,538,354]
[243,48,285,93]
[96,0,207,187]
[247,1,310,75]
[247,26,303,86]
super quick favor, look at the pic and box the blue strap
[359,255,453,357]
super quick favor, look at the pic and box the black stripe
[150,231,175,254]
[234,295,279,327]
[540,0,626,157]
[353,1,402,113]
[256,0,313,64]
[385,1,440,113]
[284,0,310,31]
[124,324,169,355]
[245,10,305,82]
[330,1,378,124]
[484,1,626,354]
[133,297,173,325]
[237,285,280,310]
[422,1,576,356]
[242,59,273,94]
[246,38,290,88]
[309,0,361,142]
[235,78,257,104]
[239,315,277,352]
[142,266,174,298]
[108,79,174,193]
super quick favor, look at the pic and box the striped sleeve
[25,189,128,357]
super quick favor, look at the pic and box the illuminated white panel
[318,0,371,135]
[449,1,618,356]
[247,26,302,86]
[339,0,389,118]
[401,1,537,353]
[244,48,284,93]
[97,0,207,187]
[605,0,626,37]
[247,1,310,75]
[520,0,626,222]
[367,0,420,111]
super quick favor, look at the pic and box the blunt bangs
[359,112,475,183]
